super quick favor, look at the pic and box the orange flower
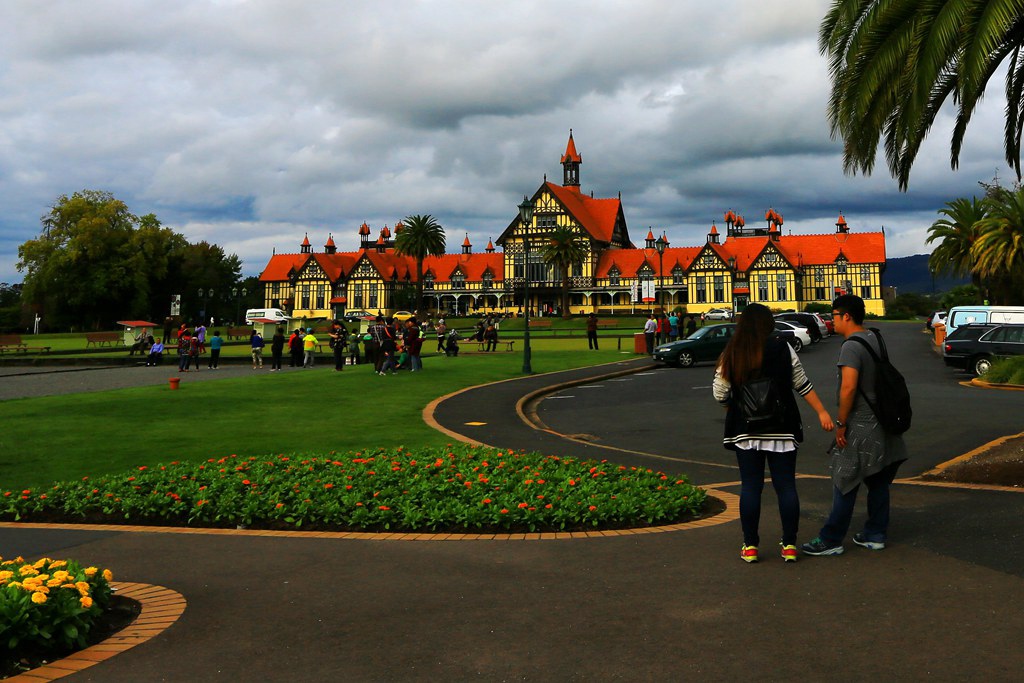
[482,499,492,505]
[517,502,529,509]
[588,505,597,511]
[499,508,509,514]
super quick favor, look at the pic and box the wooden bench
[596,318,619,329]
[0,333,50,354]
[85,332,121,348]
[227,326,251,340]
[528,319,553,328]
[476,340,516,352]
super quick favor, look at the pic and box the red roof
[260,253,309,282]
[720,232,886,271]
[595,246,701,278]
[560,131,581,163]
[543,182,621,243]
[422,252,504,282]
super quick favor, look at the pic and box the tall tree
[973,185,1024,303]
[926,196,987,284]
[18,191,140,329]
[820,0,1024,190]
[393,214,446,316]
[538,226,589,319]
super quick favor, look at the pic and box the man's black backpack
[845,329,912,435]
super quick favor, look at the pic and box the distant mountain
[884,254,969,294]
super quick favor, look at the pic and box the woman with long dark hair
[713,303,834,563]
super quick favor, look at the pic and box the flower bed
[1,556,115,677]
[1,445,708,533]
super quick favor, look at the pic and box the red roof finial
[359,222,371,236]
[463,233,472,247]
[710,223,719,235]
[301,233,310,247]
[561,128,582,163]
[646,228,655,240]
[486,238,495,252]
[837,213,847,226]
[325,234,335,247]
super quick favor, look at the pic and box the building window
[451,273,466,289]
[482,272,493,290]
[814,268,824,283]
[696,276,707,304]
[861,286,871,299]
[571,261,582,277]
[272,283,281,297]
[609,268,620,286]
[351,283,363,308]
[301,285,311,309]
[814,286,826,300]
[316,290,325,309]
[537,215,557,230]
[758,274,769,300]
[368,287,378,309]
[672,267,684,285]
[713,275,724,302]
[837,260,847,275]
[423,273,434,291]
[861,266,870,282]
[776,273,787,301]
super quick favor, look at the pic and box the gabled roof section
[719,232,886,269]
[543,182,623,243]
[595,246,700,278]
[259,253,310,282]
[421,253,504,282]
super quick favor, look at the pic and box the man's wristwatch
[835,420,845,428]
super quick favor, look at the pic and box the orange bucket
[169,377,181,390]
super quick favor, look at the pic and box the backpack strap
[842,334,883,418]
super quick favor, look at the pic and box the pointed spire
[324,233,336,255]
[300,233,311,254]
[836,212,849,233]
[486,238,495,253]
[561,128,582,163]
[462,233,472,255]
[561,129,581,187]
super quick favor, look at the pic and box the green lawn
[1,341,634,489]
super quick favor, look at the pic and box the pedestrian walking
[586,313,599,350]
[270,326,285,371]
[714,303,834,563]
[303,327,318,368]
[208,330,223,369]
[435,319,447,354]
[801,295,909,557]
[288,329,303,368]
[643,314,657,355]
[177,330,190,371]
[250,329,265,369]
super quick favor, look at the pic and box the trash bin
[634,332,647,354]
[933,323,946,347]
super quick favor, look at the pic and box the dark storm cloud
[0,0,1009,282]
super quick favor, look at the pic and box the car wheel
[678,352,695,367]
[973,355,993,376]
[790,338,803,353]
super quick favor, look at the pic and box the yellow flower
[84,567,98,578]
[76,581,91,597]
[47,560,67,569]
[33,557,50,569]
[31,591,47,604]
[47,578,63,588]
[8,581,23,590]
[79,596,93,609]
[52,570,69,582]
[0,570,13,581]
[102,569,113,582]
[18,566,38,577]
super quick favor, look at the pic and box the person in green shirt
[302,328,318,368]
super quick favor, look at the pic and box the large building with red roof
[258,132,888,321]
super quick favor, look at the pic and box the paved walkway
[2,360,1023,681]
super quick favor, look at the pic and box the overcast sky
[0,0,1013,284]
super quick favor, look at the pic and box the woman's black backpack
[845,329,912,435]
[734,375,786,434]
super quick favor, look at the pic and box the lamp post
[198,288,213,323]
[655,234,667,314]
[518,195,535,374]
[232,286,248,324]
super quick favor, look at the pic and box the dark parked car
[774,312,824,343]
[654,323,735,367]
[342,310,374,322]
[943,323,1024,376]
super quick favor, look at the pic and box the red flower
[568,479,577,486]
[482,499,492,505]
[588,505,597,511]
[544,504,553,509]
[378,505,391,511]
[324,483,334,489]
[517,502,529,509]
[242,479,251,485]
[499,508,509,514]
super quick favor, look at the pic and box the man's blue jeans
[819,461,902,544]
[735,449,799,546]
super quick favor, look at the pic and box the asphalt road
[536,322,1024,479]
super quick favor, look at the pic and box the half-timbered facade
[258,132,889,322]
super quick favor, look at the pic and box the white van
[945,305,1024,337]
[244,308,290,324]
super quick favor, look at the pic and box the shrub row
[2,445,707,533]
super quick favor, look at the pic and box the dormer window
[609,267,621,286]
[482,271,494,290]
[837,259,848,275]
[423,272,435,291]
[672,266,684,285]
[451,272,466,289]
[638,265,654,282]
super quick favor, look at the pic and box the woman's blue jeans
[819,461,902,545]
[735,449,799,546]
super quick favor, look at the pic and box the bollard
[169,377,181,390]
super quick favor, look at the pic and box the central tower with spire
[561,129,581,188]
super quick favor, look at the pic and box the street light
[655,233,668,313]
[518,195,535,374]
[232,286,248,323]
[198,288,213,322]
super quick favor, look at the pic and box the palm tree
[538,226,589,319]
[926,196,987,284]
[820,0,1024,190]
[393,214,446,317]
[973,186,1024,302]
